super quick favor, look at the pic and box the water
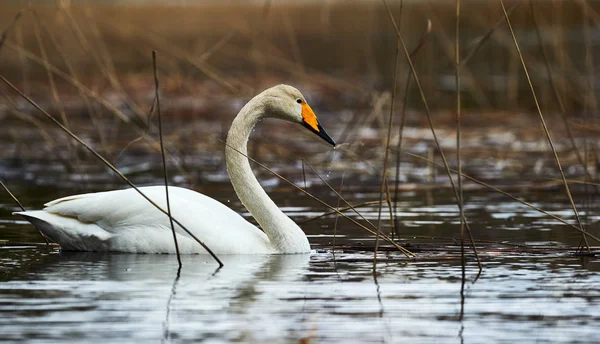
[1,249,599,343]
[2,184,600,343]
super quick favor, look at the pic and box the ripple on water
[3,250,599,342]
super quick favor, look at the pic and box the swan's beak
[301,103,336,147]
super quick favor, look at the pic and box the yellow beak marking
[301,103,320,132]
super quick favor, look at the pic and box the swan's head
[260,84,336,147]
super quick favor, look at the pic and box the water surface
[1,248,599,343]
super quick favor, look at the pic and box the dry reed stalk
[529,1,597,194]
[0,181,25,211]
[332,172,346,259]
[222,140,415,258]
[470,10,581,109]
[14,18,29,95]
[408,235,531,248]
[500,0,590,253]
[58,5,147,123]
[461,4,517,67]
[162,272,181,341]
[552,178,600,187]
[153,51,182,269]
[388,0,406,239]
[6,41,129,122]
[392,12,429,238]
[421,5,490,108]
[0,73,224,267]
[425,27,491,108]
[372,94,391,147]
[97,16,247,96]
[198,31,237,63]
[405,151,600,245]
[84,8,149,122]
[34,11,112,157]
[301,158,308,190]
[382,0,481,269]
[384,178,395,239]
[347,93,388,147]
[0,85,56,148]
[302,162,378,233]
[393,72,411,237]
[5,41,190,176]
[222,25,364,93]
[553,2,567,112]
[506,39,519,109]
[1,84,80,178]
[374,1,404,270]
[460,2,519,108]
[298,200,381,224]
[59,5,108,77]
[578,0,597,250]
[249,0,272,89]
[32,17,69,128]
[81,8,118,78]
[474,6,522,104]
[579,0,600,112]
[455,0,468,299]
[31,15,84,176]
[0,180,49,244]
[281,9,305,74]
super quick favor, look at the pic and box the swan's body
[19,186,274,254]
[16,85,336,254]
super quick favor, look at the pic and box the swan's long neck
[225,100,310,253]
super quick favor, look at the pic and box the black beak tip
[303,122,336,147]
[319,124,336,147]
[323,133,336,147]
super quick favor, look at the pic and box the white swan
[15,85,336,254]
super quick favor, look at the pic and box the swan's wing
[32,186,272,253]
[44,187,177,229]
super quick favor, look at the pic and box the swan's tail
[14,211,112,251]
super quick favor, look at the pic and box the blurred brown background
[0,0,598,193]
[2,0,599,111]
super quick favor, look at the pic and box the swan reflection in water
[3,252,312,342]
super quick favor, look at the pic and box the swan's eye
[296,99,302,104]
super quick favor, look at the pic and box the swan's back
[17,186,274,254]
